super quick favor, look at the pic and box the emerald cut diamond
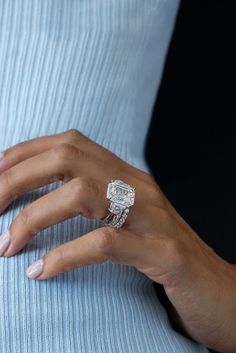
[102,179,136,228]
[107,180,135,211]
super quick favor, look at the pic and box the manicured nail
[0,230,11,256]
[26,258,44,279]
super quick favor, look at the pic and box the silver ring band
[102,208,129,228]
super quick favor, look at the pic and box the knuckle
[0,170,18,198]
[68,177,100,218]
[63,129,90,146]
[69,177,87,199]
[51,247,71,272]
[9,141,28,160]
[19,209,30,226]
[52,246,65,268]
[51,143,80,163]
[95,227,116,254]
[64,129,81,142]
[17,209,36,235]
[0,170,12,190]
[69,177,94,200]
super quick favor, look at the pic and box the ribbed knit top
[0,2,208,352]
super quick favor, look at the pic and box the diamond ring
[101,180,135,229]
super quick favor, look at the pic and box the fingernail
[0,230,11,256]
[26,258,44,279]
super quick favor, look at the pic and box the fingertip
[27,253,63,280]
[26,258,44,280]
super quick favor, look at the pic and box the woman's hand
[0,129,236,353]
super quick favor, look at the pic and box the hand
[0,129,236,353]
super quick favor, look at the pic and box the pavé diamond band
[101,180,135,229]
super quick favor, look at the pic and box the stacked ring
[101,180,135,229]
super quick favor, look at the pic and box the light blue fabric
[0,1,209,352]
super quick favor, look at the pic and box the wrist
[165,253,236,352]
[212,264,236,353]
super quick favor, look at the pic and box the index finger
[26,227,145,280]
[0,129,87,173]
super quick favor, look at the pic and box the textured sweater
[0,1,208,352]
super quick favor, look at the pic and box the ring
[101,180,135,229]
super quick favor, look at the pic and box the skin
[0,128,236,353]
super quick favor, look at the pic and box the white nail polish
[0,230,11,256]
[26,258,44,279]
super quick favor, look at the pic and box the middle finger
[0,143,89,214]
[1,176,109,257]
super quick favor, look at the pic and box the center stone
[107,180,135,208]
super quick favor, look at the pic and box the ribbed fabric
[0,1,208,353]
